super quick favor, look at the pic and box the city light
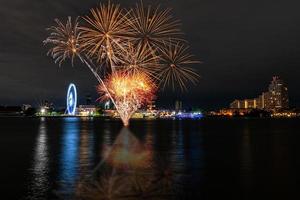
[40,108,46,115]
[176,111,203,119]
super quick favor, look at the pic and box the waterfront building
[230,76,289,111]
[256,93,266,109]
[77,105,97,116]
[176,111,203,119]
[230,100,241,109]
[265,76,289,110]
[230,99,257,109]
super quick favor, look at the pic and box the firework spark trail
[44,1,200,126]
[44,17,81,66]
[158,42,200,91]
[80,1,132,71]
[98,71,156,126]
[43,17,122,114]
[128,2,182,50]
[78,55,119,110]
[117,43,160,79]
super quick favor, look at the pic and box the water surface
[0,117,299,199]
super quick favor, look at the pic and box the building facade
[77,105,97,116]
[230,76,289,111]
[265,76,289,109]
[230,99,257,109]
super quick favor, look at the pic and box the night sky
[1,0,300,109]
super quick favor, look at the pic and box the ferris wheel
[66,83,77,115]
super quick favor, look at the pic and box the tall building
[230,76,289,111]
[175,100,183,112]
[256,93,267,109]
[265,76,289,110]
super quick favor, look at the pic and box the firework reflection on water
[76,128,183,200]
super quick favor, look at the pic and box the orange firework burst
[44,1,200,126]
[98,71,156,126]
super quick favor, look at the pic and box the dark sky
[1,0,300,109]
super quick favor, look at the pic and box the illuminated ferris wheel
[66,83,77,115]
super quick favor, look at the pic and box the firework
[98,71,156,126]
[117,43,160,79]
[44,17,81,66]
[158,42,200,91]
[128,2,182,51]
[44,16,119,112]
[44,1,200,126]
[80,1,132,66]
[43,17,101,80]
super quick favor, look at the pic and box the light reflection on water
[78,118,95,178]
[170,121,186,173]
[58,117,80,196]
[28,117,49,200]
[16,118,300,200]
[27,118,204,199]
